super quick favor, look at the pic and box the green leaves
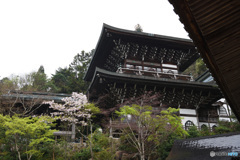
[0,114,57,160]
[116,104,152,119]
[50,50,94,93]
[116,105,188,159]
[161,107,188,137]
[85,103,100,115]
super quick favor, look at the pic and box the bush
[200,125,212,136]
[213,118,240,135]
[157,133,182,160]
[0,114,57,160]
[94,148,115,160]
[119,133,138,153]
[187,126,201,138]
[73,148,91,160]
[89,129,110,150]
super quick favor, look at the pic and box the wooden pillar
[160,60,163,72]
[195,106,200,130]
[71,123,75,142]
[110,118,113,138]
[226,101,232,122]
[207,110,211,130]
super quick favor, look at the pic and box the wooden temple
[84,24,224,131]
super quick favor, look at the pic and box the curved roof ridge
[102,23,193,43]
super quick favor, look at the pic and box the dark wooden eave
[169,0,240,121]
[88,67,222,108]
[84,24,199,81]
[1,91,70,103]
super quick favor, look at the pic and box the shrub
[73,148,91,160]
[187,126,201,138]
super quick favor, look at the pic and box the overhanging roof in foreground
[169,0,240,121]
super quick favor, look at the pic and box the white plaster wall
[219,117,230,122]
[180,109,196,115]
[219,98,231,116]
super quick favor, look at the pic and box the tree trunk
[27,154,32,160]
[90,122,93,160]
[140,154,145,160]
[15,136,21,160]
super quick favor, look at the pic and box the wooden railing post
[110,118,113,138]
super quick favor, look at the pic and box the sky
[0,0,189,79]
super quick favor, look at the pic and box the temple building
[84,24,224,131]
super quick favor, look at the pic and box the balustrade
[117,67,192,81]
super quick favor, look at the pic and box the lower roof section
[167,132,240,160]
[1,91,70,103]
[88,68,220,91]
[88,68,222,108]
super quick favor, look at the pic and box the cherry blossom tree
[43,92,99,125]
[43,92,99,158]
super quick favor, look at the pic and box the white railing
[117,67,193,81]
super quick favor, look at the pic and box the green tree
[196,58,207,76]
[183,58,207,79]
[50,50,93,93]
[44,92,100,159]
[186,126,201,138]
[135,24,143,32]
[68,50,93,93]
[157,133,182,160]
[32,65,48,91]
[50,67,72,93]
[116,105,187,160]
[89,130,116,160]
[0,115,57,160]
[214,119,240,134]
[200,125,212,136]
[18,73,35,91]
[0,66,50,93]
[0,77,19,95]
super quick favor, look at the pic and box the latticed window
[185,120,194,130]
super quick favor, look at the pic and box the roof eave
[169,0,240,121]
[88,67,221,92]
[84,23,198,81]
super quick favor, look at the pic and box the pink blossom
[43,92,92,125]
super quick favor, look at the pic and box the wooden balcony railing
[110,120,138,130]
[117,67,193,81]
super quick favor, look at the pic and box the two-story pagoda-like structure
[84,24,223,132]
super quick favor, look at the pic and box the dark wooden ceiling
[169,0,240,121]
